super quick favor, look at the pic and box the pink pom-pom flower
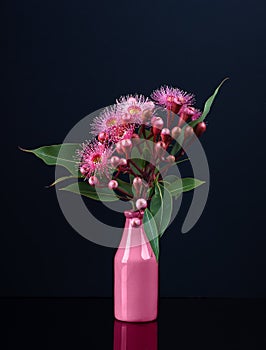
[91,105,135,143]
[116,95,154,125]
[151,85,195,110]
[77,140,113,180]
[91,105,121,136]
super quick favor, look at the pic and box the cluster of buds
[149,115,206,163]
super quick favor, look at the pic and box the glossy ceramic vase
[114,210,158,322]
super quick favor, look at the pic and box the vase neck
[124,210,144,220]
[118,211,149,250]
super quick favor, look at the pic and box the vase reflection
[113,319,158,350]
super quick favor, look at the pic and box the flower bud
[121,139,132,158]
[110,156,120,168]
[98,132,107,142]
[166,155,175,163]
[154,141,166,159]
[152,117,164,135]
[132,218,141,227]
[80,166,87,175]
[121,139,132,150]
[161,128,171,143]
[133,177,142,194]
[88,176,99,186]
[141,109,153,122]
[171,101,182,114]
[184,126,194,139]
[171,126,181,139]
[136,198,147,210]
[108,180,118,190]
[177,106,193,127]
[119,158,127,166]
[116,141,124,154]
[194,122,207,137]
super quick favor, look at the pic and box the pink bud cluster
[149,115,206,163]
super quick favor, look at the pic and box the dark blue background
[3,0,266,296]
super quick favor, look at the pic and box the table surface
[2,298,266,349]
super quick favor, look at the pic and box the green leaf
[170,78,228,156]
[20,143,80,176]
[147,186,154,199]
[116,178,133,197]
[162,176,205,198]
[159,158,189,174]
[60,181,119,201]
[189,78,229,128]
[150,182,173,237]
[129,158,145,176]
[47,175,80,187]
[143,208,159,261]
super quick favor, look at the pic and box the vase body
[114,211,158,322]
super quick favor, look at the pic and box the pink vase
[114,210,158,322]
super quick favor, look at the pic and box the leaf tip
[18,146,31,153]
[222,77,230,83]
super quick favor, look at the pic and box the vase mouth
[124,210,144,219]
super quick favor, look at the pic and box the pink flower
[91,105,121,137]
[77,141,113,179]
[190,108,202,121]
[109,123,135,143]
[174,90,195,107]
[151,85,195,110]
[91,105,135,143]
[180,106,202,121]
[116,95,154,124]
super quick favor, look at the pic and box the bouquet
[22,79,227,260]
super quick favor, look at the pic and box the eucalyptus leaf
[130,146,141,159]
[116,178,133,197]
[150,182,173,237]
[170,79,228,155]
[189,78,229,128]
[147,186,154,200]
[143,208,159,261]
[60,181,119,201]
[20,143,80,176]
[48,175,80,187]
[162,176,205,198]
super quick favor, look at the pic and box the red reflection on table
[114,319,158,350]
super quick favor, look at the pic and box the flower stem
[128,159,144,176]
[141,124,146,138]
[117,187,133,199]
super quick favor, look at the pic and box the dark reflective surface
[114,320,157,350]
[2,298,266,349]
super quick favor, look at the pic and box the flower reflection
[114,319,158,350]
